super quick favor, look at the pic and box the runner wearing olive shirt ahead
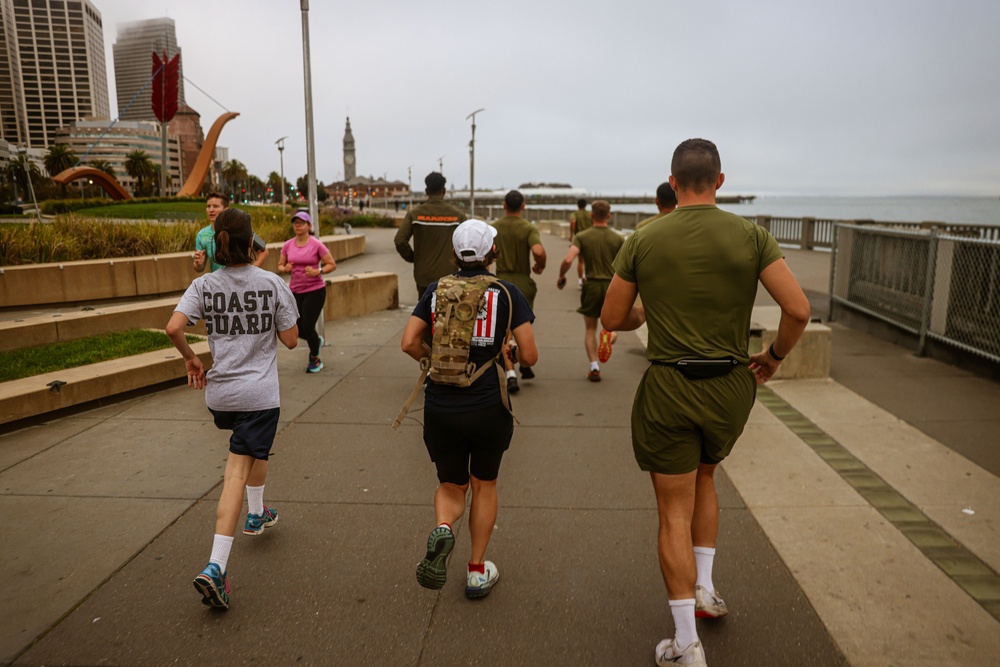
[569,198,592,287]
[602,139,810,667]
[394,171,467,297]
[556,200,622,382]
[493,189,546,390]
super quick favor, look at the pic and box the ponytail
[213,208,254,266]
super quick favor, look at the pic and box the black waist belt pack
[654,358,739,380]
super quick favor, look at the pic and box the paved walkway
[1,228,998,666]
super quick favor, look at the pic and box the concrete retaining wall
[0,342,213,424]
[0,271,398,353]
[0,235,365,308]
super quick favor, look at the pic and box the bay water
[608,196,1000,226]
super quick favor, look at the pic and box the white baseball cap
[452,219,497,262]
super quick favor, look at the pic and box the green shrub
[1,217,200,265]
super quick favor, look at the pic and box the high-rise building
[112,17,185,122]
[0,0,109,149]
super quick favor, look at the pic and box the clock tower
[343,117,356,181]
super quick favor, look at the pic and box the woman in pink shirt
[277,211,336,372]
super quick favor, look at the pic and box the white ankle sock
[590,361,600,372]
[246,484,265,516]
[694,546,716,592]
[506,369,517,379]
[669,598,698,648]
[209,534,234,573]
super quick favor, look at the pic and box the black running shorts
[423,403,514,485]
[209,407,281,460]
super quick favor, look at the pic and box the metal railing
[506,206,1000,249]
[830,223,1000,363]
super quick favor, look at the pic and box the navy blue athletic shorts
[209,407,281,460]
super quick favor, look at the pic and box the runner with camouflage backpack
[400,219,538,599]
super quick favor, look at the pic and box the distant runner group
[167,138,810,667]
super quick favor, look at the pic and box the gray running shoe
[416,526,454,590]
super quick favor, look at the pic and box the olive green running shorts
[631,363,756,475]
[496,272,537,310]
[578,278,611,318]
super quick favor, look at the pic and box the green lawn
[1,329,202,383]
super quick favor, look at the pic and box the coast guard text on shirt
[202,289,277,335]
[430,287,500,346]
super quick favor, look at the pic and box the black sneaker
[507,375,520,393]
[520,366,535,380]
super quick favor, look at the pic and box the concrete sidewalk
[1,228,997,666]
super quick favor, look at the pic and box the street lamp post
[407,165,412,210]
[300,0,319,231]
[299,0,323,346]
[437,156,444,174]
[466,108,484,217]
[275,136,288,212]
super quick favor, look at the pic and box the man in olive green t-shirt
[493,189,546,390]
[394,172,467,297]
[602,139,810,667]
[556,200,623,382]
[569,198,592,287]
[634,181,677,231]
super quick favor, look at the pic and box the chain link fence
[830,223,1000,363]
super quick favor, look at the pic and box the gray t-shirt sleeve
[175,276,206,324]
[272,275,300,331]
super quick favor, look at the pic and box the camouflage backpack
[393,274,514,430]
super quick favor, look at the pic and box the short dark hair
[591,200,611,221]
[655,181,677,208]
[576,198,587,209]
[213,208,254,266]
[206,191,228,207]
[671,138,721,194]
[452,247,497,270]
[425,171,446,194]
[504,190,524,211]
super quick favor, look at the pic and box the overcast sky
[94,0,1000,197]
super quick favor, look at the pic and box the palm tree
[89,159,116,179]
[221,159,248,197]
[246,174,265,201]
[43,143,78,198]
[151,164,174,196]
[124,150,154,197]
[267,171,282,202]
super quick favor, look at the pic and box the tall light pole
[407,165,413,210]
[466,108,484,217]
[275,136,288,212]
[437,155,444,174]
[300,0,318,230]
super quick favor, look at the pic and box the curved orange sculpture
[176,111,240,197]
[53,166,132,200]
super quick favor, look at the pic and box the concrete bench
[750,305,831,379]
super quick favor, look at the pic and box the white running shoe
[695,585,729,618]
[655,638,707,667]
[465,560,499,599]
